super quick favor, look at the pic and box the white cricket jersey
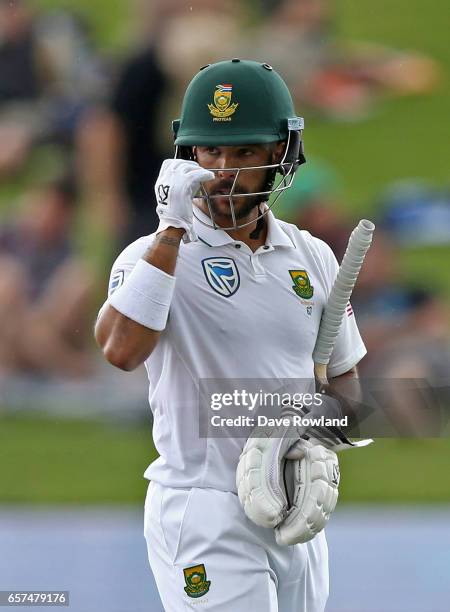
[104,207,366,492]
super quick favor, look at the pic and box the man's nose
[215,156,237,180]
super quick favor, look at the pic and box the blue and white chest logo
[202,258,240,297]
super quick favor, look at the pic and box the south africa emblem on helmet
[183,564,211,598]
[289,270,314,299]
[208,84,239,121]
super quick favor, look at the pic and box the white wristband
[109,259,176,331]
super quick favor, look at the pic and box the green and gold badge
[208,84,239,121]
[289,270,314,299]
[183,564,211,598]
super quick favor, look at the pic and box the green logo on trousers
[183,564,211,598]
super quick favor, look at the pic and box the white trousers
[144,482,329,612]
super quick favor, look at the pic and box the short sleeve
[317,239,367,378]
[96,234,154,318]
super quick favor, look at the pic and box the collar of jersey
[194,206,295,249]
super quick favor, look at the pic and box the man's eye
[240,149,255,156]
[206,147,219,155]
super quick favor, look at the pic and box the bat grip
[313,219,375,372]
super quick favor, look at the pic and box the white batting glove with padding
[274,438,340,545]
[236,404,372,546]
[155,159,215,243]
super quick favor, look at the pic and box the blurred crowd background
[0,1,448,610]
[0,0,449,497]
[0,0,447,385]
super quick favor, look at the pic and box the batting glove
[236,402,372,546]
[155,159,214,243]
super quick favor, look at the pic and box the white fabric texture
[144,481,329,612]
[275,441,339,546]
[108,259,175,331]
[236,432,340,546]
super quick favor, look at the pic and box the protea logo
[289,269,314,299]
[183,564,211,598]
[208,84,239,121]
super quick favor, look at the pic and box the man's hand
[236,403,372,546]
[238,430,341,546]
[155,159,214,243]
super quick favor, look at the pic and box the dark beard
[207,182,268,220]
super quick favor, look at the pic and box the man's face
[194,143,284,222]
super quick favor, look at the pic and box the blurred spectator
[0,0,45,176]
[277,158,352,259]
[78,0,243,250]
[378,181,450,246]
[247,0,440,119]
[77,47,168,248]
[352,232,449,371]
[34,9,107,141]
[0,176,94,378]
[0,0,105,177]
[351,232,450,435]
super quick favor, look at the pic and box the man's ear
[271,141,286,163]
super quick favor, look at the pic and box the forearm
[142,228,184,273]
[95,228,184,370]
[327,366,362,428]
[96,156,213,370]
[95,307,159,371]
[329,366,361,400]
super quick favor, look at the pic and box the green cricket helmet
[172,59,306,230]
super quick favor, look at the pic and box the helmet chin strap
[249,205,266,240]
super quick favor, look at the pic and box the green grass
[309,0,450,214]
[339,438,450,503]
[1,414,450,504]
[0,414,157,504]
[34,0,131,50]
[338,0,449,59]
[400,246,450,301]
[307,93,450,217]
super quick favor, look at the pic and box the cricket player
[95,59,367,611]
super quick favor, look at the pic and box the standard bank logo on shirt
[202,257,240,297]
[108,269,125,296]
